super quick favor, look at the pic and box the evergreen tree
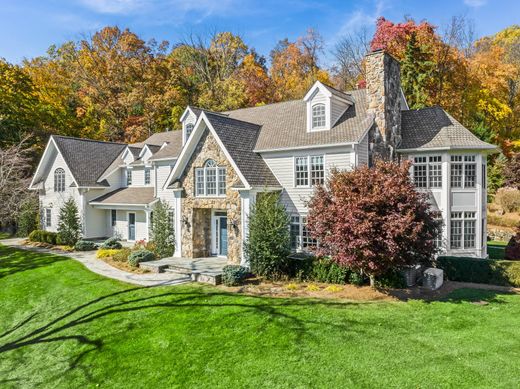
[57,197,82,246]
[245,192,291,280]
[150,199,174,258]
[400,32,433,109]
[17,195,39,237]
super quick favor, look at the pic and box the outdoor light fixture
[230,218,239,234]
[182,216,190,231]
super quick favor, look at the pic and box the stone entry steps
[139,257,227,285]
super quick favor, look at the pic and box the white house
[30,50,496,263]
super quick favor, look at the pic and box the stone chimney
[365,49,402,161]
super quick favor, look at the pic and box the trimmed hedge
[437,256,520,287]
[74,240,98,251]
[100,237,122,250]
[128,249,155,267]
[222,265,248,286]
[28,230,57,245]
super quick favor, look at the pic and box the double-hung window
[295,155,324,187]
[450,212,476,249]
[412,156,442,189]
[168,211,174,229]
[111,210,116,227]
[126,169,132,186]
[144,168,151,185]
[195,160,226,197]
[451,155,476,188]
[54,168,65,192]
[311,104,326,129]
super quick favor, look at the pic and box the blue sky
[1,0,519,65]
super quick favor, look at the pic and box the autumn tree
[332,27,370,90]
[504,152,520,189]
[306,161,440,287]
[270,29,331,101]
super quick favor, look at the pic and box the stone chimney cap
[365,49,401,65]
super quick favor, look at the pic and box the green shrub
[100,237,122,249]
[287,254,315,281]
[128,249,155,267]
[310,258,350,284]
[437,256,520,287]
[376,269,407,289]
[348,272,367,286]
[245,192,291,280]
[57,198,82,246]
[112,248,131,262]
[488,241,506,260]
[96,249,120,259]
[28,230,57,245]
[222,265,248,286]
[74,240,98,251]
[495,187,520,213]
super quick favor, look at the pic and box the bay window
[195,159,226,197]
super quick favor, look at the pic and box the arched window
[311,103,326,129]
[195,159,226,197]
[185,123,194,139]
[54,168,65,192]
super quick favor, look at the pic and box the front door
[128,213,136,241]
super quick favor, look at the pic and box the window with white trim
[144,168,151,185]
[126,169,132,186]
[289,215,317,251]
[311,104,326,129]
[168,211,174,229]
[434,217,444,250]
[186,123,194,139]
[54,168,65,192]
[412,156,442,189]
[45,208,51,227]
[195,159,226,197]
[295,155,325,187]
[450,211,476,249]
[451,155,476,188]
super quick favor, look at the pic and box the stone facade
[178,129,243,264]
[365,50,402,162]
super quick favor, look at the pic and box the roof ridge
[53,134,127,146]
[205,111,262,130]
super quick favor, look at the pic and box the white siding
[39,150,81,233]
[155,160,176,206]
[356,131,370,166]
[261,146,354,214]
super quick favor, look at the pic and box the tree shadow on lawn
[0,245,68,279]
[0,285,368,385]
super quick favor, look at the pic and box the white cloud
[464,0,487,7]
[79,0,145,14]
[337,0,386,35]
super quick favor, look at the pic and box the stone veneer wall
[179,129,242,264]
[365,50,402,161]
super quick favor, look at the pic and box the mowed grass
[1,245,520,388]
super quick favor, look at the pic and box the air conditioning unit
[423,268,444,290]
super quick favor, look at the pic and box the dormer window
[312,104,326,129]
[186,123,194,139]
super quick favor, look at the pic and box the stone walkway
[1,238,191,287]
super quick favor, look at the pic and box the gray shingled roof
[52,136,126,187]
[204,112,280,187]
[90,187,155,205]
[148,130,183,161]
[399,107,497,151]
[225,89,371,151]
[322,83,355,103]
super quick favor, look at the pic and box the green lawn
[1,245,520,388]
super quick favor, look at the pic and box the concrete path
[1,238,191,287]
